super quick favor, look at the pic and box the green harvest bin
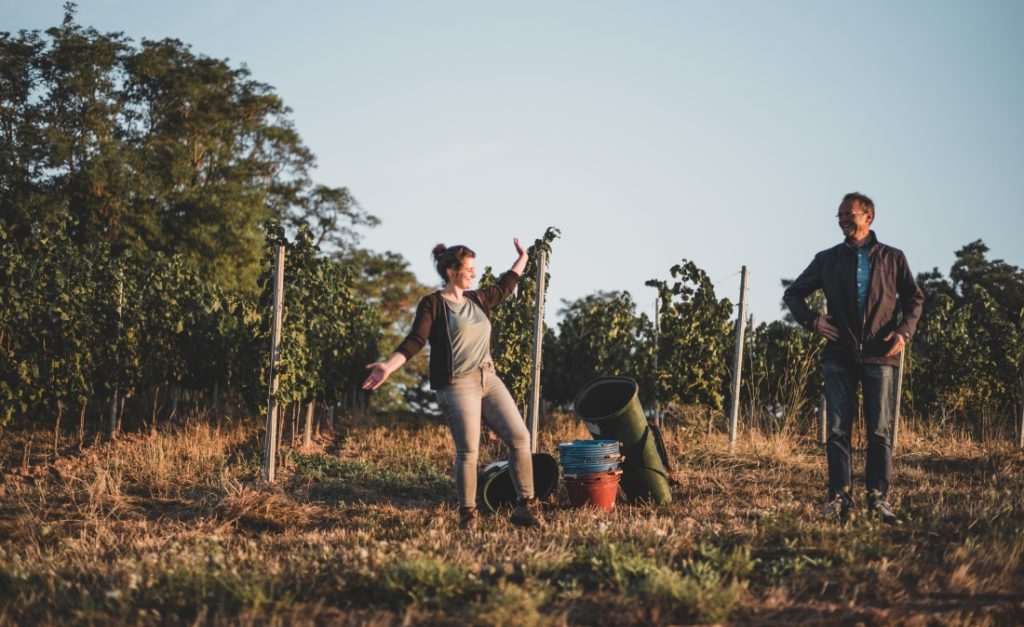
[572,377,672,505]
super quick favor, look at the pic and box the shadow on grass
[288,452,453,508]
[902,451,1021,481]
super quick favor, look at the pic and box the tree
[542,291,655,409]
[645,260,733,410]
[339,248,432,413]
[1,5,338,296]
[909,241,1024,436]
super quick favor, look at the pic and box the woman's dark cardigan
[395,270,521,390]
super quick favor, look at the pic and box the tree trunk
[53,400,64,456]
[78,401,87,449]
[277,403,286,467]
[304,400,315,448]
[170,384,180,421]
[22,430,34,469]
[117,394,126,434]
[1018,369,1023,449]
[150,384,161,435]
[212,381,220,419]
[288,402,295,445]
[109,387,119,440]
[328,404,335,433]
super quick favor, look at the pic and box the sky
[4,1,1023,330]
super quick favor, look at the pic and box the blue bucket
[558,439,622,475]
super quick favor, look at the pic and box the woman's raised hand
[511,237,529,276]
[362,362,390,391]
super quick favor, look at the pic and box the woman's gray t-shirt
[443,297,493,375]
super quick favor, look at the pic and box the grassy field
[1,410,1022,625]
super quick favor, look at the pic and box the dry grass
[1,409,1022,625]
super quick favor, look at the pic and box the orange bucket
[564,469,622,511]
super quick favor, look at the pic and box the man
[784,192,924,524]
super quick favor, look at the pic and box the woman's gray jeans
[436,363,534,508]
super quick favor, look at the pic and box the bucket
[564,469,622,511]
[478,452,559,513]
[573,377,672,504]
[558,439,622,474]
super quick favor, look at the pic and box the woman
[362,238,543,530]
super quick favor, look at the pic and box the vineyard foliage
[0,214,379,433]
[542,291,656,409]
[541,247,1023,439]
[479,227,561,408]
[2,11,1022,443]
[0,10,383,434]
[258,223,379,411]
[907,240,1024,434]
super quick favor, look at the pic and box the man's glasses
[836,211,866,219]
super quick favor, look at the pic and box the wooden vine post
[264,245,285,483]
[818,301,828,448]
[109,269,123,439]
[652,294,660,428]
[527,248,547,454]
[746,313,755,430]
[893,349,906,450]
[728,266,749,449]
[1018,364,1023,449]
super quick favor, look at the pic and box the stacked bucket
[558,440,623,511]
[573,377,672,504]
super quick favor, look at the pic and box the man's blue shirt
[856,246,870,318]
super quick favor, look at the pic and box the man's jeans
[823,360,897,502]
[436,363,534,508]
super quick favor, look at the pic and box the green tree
[910,241,1024,437]
[0,7,390,442]
[341,248,432,412]
[646,260,733,410]
[542,291,655,409]
[1,5,342,295]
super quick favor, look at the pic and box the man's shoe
[510,497,544,528]
[870,497,900,525]
[458,506,479,531]
[823,494,852,525]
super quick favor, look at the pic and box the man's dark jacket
[395,270,520,389]
[783,231,924,367]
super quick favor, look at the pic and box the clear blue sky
[5,1,1023,329]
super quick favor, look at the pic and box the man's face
[837,203,872,239]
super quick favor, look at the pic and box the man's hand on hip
[883,332,906,357]
[812,315,839,341]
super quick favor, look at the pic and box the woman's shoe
[510,498,544,527]
[458,506,479,531]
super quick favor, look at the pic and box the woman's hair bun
[431,243,476,283]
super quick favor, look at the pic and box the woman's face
[447,256,476,290]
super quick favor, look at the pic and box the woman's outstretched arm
[362,353,407,391]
